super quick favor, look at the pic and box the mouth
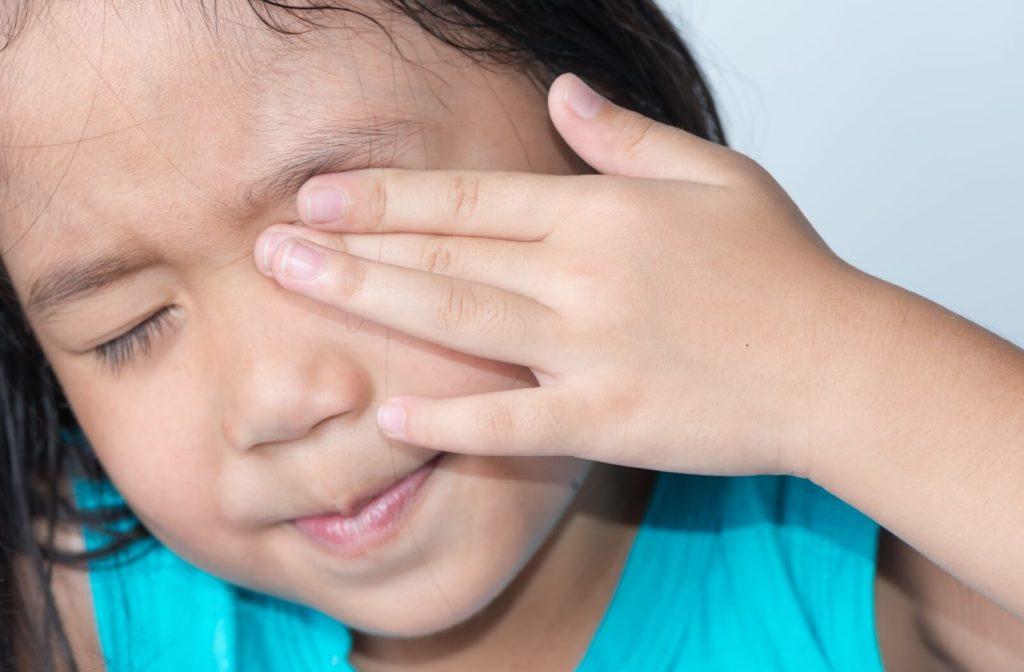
[292,453,443,555]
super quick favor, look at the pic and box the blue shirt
[77,472,883,671]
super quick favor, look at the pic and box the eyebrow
[232,115,422,214]
[25,115,421,318]
[27,250,162,318]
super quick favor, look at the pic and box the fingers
[290,73,754,243]
[296,167,569,239]
[547,72,750,185]
[256,231,556,367]
[259,223,552,300]
[377,387,590,457]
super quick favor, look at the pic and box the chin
[319,565,521,639]
[329,598,483,639]
[302,457,587,639]
[349,614,471,639]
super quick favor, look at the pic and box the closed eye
[94,305,177,376]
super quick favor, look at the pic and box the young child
[2,1,1023,671]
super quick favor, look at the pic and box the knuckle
[445,174,481,227]
[474,402,515,443]
[420,237,458,275]
[335,253,366,299]
[574,180,637,246]
[594,178,637,217]
[557,258,602,293]
[432,276,532,341]
[324,232,349,254]
[367,168,390,231]
[482,297,525,339]
[527,403,562,447]
[435,282,478,332]
[595,387,638,449]
[603,386,638,429]
[614,113,659,160]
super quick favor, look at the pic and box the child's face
[0,2,592,634]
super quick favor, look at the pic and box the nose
[219,319,370,452]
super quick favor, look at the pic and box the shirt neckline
[576,472,723,669]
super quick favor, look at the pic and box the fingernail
[563,74,605,120]
[377,402,406,435]
[305,186,348,224]
[258,231,292,275]
[281,240,324,280]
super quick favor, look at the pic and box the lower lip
[293,456,440,555]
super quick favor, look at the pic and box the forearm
[810,270,1024,619]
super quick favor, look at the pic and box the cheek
[58,361,224,534]
[379,328,537,396]
[47,301,555,619]
[71,383,248,577]
[453,457,589,604]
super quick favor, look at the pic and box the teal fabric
[74,479,353,672]
[578,473,884,671]
[77,473,882,671]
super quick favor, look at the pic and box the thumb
[547,72,736,184]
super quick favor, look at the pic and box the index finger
[297,168,575,241]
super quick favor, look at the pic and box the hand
[253,73,870,478]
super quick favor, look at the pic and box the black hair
[0,1,725,669]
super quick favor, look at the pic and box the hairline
[0,0,432,234]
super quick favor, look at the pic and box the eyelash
[94,306,176,375]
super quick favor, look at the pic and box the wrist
[794,268,1024,618]
[801,267,1024,493]
[788,266,923,482]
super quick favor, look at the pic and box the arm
[877,528,1024,670]
[812,268,1024,620]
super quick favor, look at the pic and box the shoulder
[715,475,1024,670]
[728,476,1024,671]
[875,528,1024,671]
[14,524,106,672]
[51,556,106,672]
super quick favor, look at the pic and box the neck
[349,463,656,672]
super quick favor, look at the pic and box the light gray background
[659,1,1024,345]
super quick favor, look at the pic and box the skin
[1,2,652,669]
[255,52,1024,670]
[3,1,1023,670]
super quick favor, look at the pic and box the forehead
[3,1,428,188]
[0,0,558,311]
[0,1,439,252]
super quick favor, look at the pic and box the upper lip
[296,453,442,520]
